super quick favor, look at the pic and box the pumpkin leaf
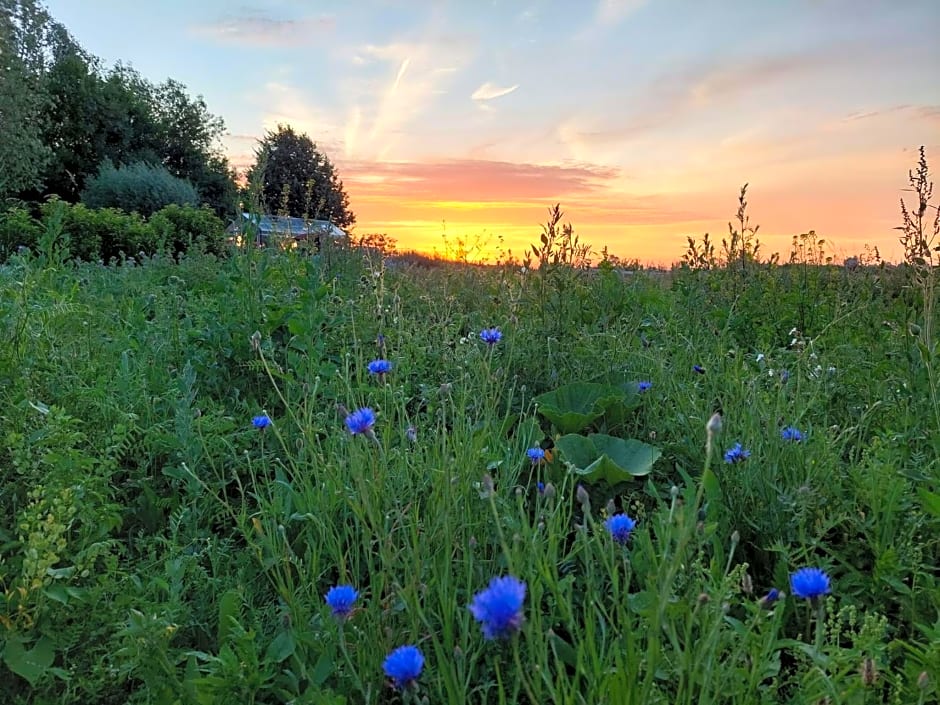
[533,382,625,434]
[555,433,660,484]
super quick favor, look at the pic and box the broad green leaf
[43,584,71,604]
[556,433,660,484]
[701,466,722,513]
[626,590,657,617]
[553,433,596,468]
[533,382,625,434]
[217,589,242,646]
[583,373,644,426]
[589,435,660,477]
[917,489,940,518]
[547,631,578,668]
[2,635,55,686]
[310,651,334,687]
[265,630,296,663]
[46,565,76,579]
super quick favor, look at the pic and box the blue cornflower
[469,575,526,640]
[781,426,804,442]
[779,369,790,383]
[723,442,751,464]
[790,567,831,600]
[605,513,637,545]
[760,588,781,607]
[537,481,545,495]
[693,364,706,374]
[526,447,546,463]
[637,381,652,392]
[382,645,424,691]
[367,358,393,375]
[324,584,358,619]
[480,327,502,345]
[252,414,271,430]
[345,407,376,435]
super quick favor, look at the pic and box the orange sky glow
[329,140,933,266]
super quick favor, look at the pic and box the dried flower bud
[605,498,617,517]
[250,330,262,351]
[697,592,710,605]
[542,483,556,500]
[917,671,929,690]
[479,473,495,499]
[576,484,591,513]
[707,412,723,436]
[741,572,754,595]
[860,657,878,687]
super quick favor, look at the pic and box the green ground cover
[0,225,937,704]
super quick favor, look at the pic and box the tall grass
[0,163,938,704]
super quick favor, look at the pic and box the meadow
[1,189,938,704]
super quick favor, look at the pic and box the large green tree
[149,79,238,217]
[246,124,355,229]
[37,59,237,216]
[0,0,60,201]
[2,0,238,217]
[39,57,161,201]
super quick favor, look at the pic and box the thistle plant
[897,146,940,434]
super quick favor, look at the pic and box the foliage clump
[80,161,198,218]
[246,124,356,229]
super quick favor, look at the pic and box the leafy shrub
[81,161,198,217]
[0,207,42,261]
[148,204,226,256]
[30,202,224,262]
[40,201,149,262]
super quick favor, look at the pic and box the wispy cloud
[244,81,344,159]
[343,159,619,201]
[556,40,876,160]
[229,22,472,165]
[472,82,520,102]
[843,104,940,125]
[341,35,472,160]
[190,12,335,47]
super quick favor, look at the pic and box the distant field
[1,236,937,704]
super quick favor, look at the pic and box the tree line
[1,0,354,233]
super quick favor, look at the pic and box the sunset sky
[46,0,940,265]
